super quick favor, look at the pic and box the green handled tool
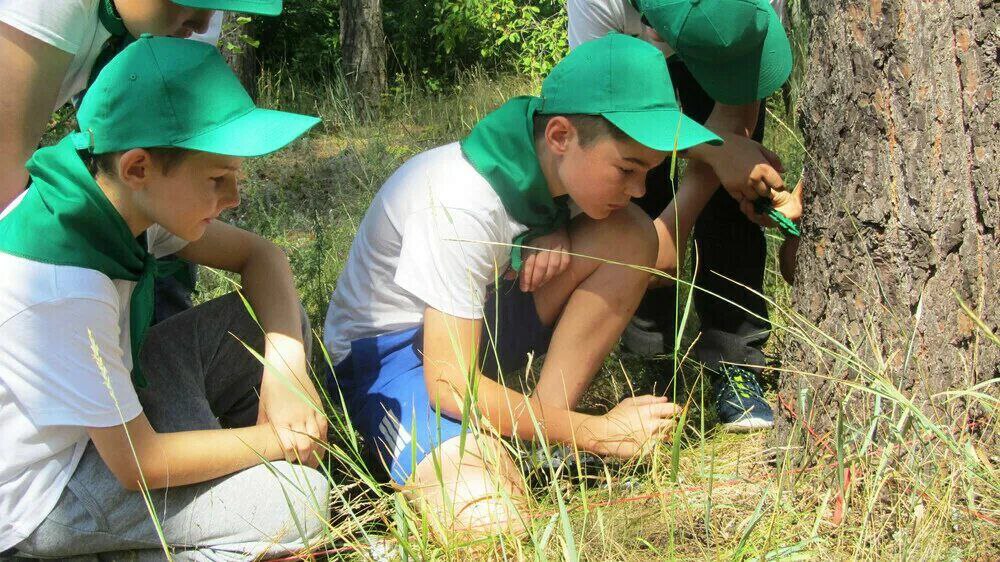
[753,198,800,238]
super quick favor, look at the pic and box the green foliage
[255,0,567,86]
[256,0,341,80]
[219,15,259,55]
[430,0,567,76]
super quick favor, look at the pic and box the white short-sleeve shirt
[0,192,188,550]
[0,1,223,110]
[323,143,528,366]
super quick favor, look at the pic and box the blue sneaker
[714,365,774,432]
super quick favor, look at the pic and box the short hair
[532,113,631,147]
[83,147,192,178]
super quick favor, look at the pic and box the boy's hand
[269,425,317,467]
[740,177,804,228]
[259,374,326,468]
[701,133,785,203]
[256,336,327,468]
[580,396,680,458]
[518,227,571,292]
[776,178,805,284]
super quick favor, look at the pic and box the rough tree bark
[221,13,259,102]
[775,0,998,445]
[340,0,387,111]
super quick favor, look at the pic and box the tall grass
[185,7,998,557]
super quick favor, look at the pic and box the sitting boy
[323,33,720,537]
[1,0,284,325]
[0,36,328,559]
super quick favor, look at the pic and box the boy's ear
[117,148,155,189]
[544,116,576,156]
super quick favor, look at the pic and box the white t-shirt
[0,192,188,550]
[0,1,223,110]
[567,0,786,51]
[323,143,528,366]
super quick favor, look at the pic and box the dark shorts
[326,278,553,484]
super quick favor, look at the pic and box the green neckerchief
[459,96,569,271]
[0,137,180,388]
[88,0,134,88]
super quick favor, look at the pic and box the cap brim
[603,109,722,153]
[682,6,792,105]
[171,0,282,16]
[174,108,319,157]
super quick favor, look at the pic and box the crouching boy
[0,37,329,559]
[323,33,721,538]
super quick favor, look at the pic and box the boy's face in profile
[555,122,668,219]
[133,151,244,241]
[115,0,214,38]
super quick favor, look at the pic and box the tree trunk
[340,0,387,112]
[775,0,998,447]
[221,13,259,102]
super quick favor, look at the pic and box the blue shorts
[326,279,553,484]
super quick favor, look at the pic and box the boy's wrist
[573,414,606,456]
[251,424,285,462]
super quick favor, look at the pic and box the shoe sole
[722,418,774,433]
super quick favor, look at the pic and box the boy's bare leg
[404,204,656,539]
[531,204,658,410]
[407,433,528,539]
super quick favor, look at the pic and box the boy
[0,36,328,558]
[1,0,280,322]
[569,0,804,431]
[323,33,720,537]
[0,0,280,208]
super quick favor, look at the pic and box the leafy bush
[256,0,341,80]
[430,0,567,76]
[256,0,567,84]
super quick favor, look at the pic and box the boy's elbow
[424,375,465,420]
[256,236,288,262]
[654,245,680,280]
[239,234,290,275]
[119,476,145,492]
[105,444,167,491]
[109,463,151,491]
[657,260,678,280]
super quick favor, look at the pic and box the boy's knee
[600,204,658,266]
[417,492,528,541]
[288,464,330,542]
[450,496,528,538]
[408,435,528,541]
[253,462,330,544]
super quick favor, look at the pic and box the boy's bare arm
[87,413,298,491]
[0,23,71,208]
[176,220,327,465]
[683,101,786,203]
[651,159,720,284]
[422,307,678,457]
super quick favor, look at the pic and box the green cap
[538,32,720,152]
[171,0,282,16]
[637,0,792,105]
[72,35,319,157]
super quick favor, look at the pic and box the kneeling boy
[0,37,328,558]
[323,33,720,537]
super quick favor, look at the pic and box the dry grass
[188,65,1000,560]
[189,9,998,556]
